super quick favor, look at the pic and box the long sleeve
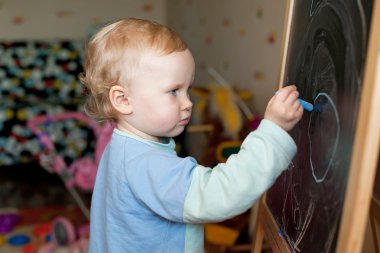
[183,119,297,223]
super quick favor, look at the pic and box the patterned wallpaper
[0,0,166,40]
[0,0,287,115]
[167,0,287,115]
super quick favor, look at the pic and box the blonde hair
[80,18,188,123]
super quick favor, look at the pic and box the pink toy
[37,217,89,253]
[27,111,113,218]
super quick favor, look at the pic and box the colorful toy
[208,83,243,140]
[27,111,114,219]
[207,67,255,122]
[33,222,52,243]
[0,212,21,234]
[8,234,31,246]
[0,235,5,246]
[186,68,261,165]
[37,217,89,253]
[51,217,76,246]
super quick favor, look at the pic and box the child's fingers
[293,100,303,116]
[282,85,297,92]
[276,85,297,101]
[282,85,297,93]
[285,90,300,105]
[294,99,302,110]
[295,102,304,119]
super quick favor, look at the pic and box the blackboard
[265,1,374,252]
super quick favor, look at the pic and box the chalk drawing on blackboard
[357,0,368,59]
[309,0,323,16]
[265,0,374,251]
[279,175,337,252]
[278,166,316,253]
[287,201,315,252]
[308,92,340,183]
[309,0,367,51]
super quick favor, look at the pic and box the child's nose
[182,97,193,111]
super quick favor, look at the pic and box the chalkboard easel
[251,0,380,252]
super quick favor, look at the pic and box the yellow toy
[209,83,243,140]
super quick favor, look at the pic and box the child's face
[121,49,195,142]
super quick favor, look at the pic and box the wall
[167,0,287,115]
[0,0,286,114]
[0,0,166,40]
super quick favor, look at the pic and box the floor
[0,163,272,253]
[0,162,90,252]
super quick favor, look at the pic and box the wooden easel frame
[251,196,292,253]
[251,0,380,252]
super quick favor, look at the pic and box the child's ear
[109,85,133,115]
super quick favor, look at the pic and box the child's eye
[170,89,178,95]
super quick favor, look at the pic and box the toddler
[80,17,303,253]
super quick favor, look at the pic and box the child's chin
[168,128,185,137]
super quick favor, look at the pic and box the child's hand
[264,85,303,131]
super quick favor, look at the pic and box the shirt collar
[113,128,176,154]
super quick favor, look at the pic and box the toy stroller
[27,111,113,220]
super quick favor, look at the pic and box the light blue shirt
[89,119,296,253]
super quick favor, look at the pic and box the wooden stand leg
[251,220,264,253]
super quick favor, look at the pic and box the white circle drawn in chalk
[308,92,340,183]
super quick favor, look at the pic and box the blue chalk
[298,98,314,112]
[275,91,315,112]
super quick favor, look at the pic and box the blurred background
[0,1,312,252]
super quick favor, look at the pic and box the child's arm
[183,85,303,223]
